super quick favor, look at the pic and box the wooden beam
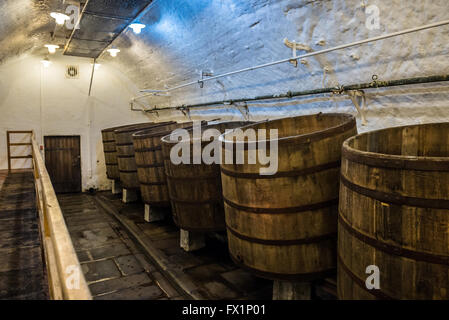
[6,131,33,171]
[6,132,11,172]
[9,143,32,146]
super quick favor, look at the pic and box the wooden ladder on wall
[6,131,33,172]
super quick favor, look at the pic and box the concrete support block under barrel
[272,281,312,300]
[180,229,206,252]
[111,180,122,194]
[122,188,138,203]
[144,204,166,223]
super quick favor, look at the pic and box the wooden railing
[6,131,33,172]
[31,133,92,300]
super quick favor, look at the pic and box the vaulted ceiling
[0,0,56,64]
[0,0,154,63]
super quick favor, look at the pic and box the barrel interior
[163,121,252,143]
[221,113,354,142]
[346,122,449,157]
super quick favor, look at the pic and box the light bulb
[50,12,70,25]
[41,58,52,68]
[107,48,120,57]
[129,23,146,34]
[45,44,60,54]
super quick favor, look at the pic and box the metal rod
[63,0,90,54]
[131,74,449,112]
[139,19,449,95]
[88,58,96,96]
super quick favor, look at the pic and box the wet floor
[0,171,48,300]
[58,193,187,300]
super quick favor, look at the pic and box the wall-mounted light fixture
[41,57,52,68]
[107,47,120,57]
[50,12,70,25]
[45,44,60,54]
[129,23,146,34]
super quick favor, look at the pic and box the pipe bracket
[284,38,312,68]
[348,90,368,126]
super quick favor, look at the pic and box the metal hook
[284,38,312,68]
[178,106,191,120]
[232,102,250,121]
[198,70,214,88]
[146,109,159,118]
[370,74,380,87]
[348,90,368,126]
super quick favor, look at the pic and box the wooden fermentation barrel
[338,123,449,300]
[161,122,252,232]
[114,122,173,190]
[101,124,136,180]
[220,113,357,281]
[132,122,195,207]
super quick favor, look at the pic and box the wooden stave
[133,122,194,206]
[220,113,357,281]
[114,122,173,189]
[161,121,252,232]
[101,124,138,181]
[338,122,449,300]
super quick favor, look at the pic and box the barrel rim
[101,123,143,134]
[114,122,174,134]
[132,121,196,140]
[342,122,449,170]
[160,121,254,145]
[218,113,356,145]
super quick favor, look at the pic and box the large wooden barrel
[338,122,449,300]
[220,113,357,281]
[132,122,195,207]
[114,122,173,190]
[161,121,252,232]
[101,124,136,180]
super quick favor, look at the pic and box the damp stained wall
[107,0,449,129]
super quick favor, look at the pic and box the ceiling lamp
[107,47,120,57]
[45,44,60,54]
[50,12,70,25]
[129,23,146,34]
[41,57,52,68]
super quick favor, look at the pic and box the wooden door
[44,136,81,193]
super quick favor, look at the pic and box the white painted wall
[0,54,149,191]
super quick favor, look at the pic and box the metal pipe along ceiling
[134,18,449,107]
[131,74,449,112]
